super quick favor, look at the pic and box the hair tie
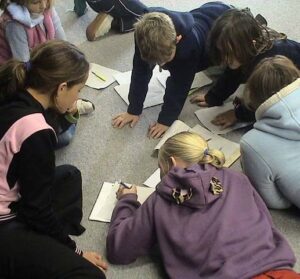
[204,149,209,156]
[24,61,32,72]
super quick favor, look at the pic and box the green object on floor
[74,0,87,17]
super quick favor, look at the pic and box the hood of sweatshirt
[255,78,300,140]
[7,3,44,28]
[156,164,223,209]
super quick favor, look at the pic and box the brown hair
[208,8,286,66]
[134,12,177,65]
[158,132,225,176]
[244,55,300,111]
[0,40,89,104]
[0,0,53,10]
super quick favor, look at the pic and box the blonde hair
[244,55,300,111]
[0,40,89,104]
[0,0,53,10]
[158,132,225,174]
[134,12,177,65]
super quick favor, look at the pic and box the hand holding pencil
[116,181,137,199]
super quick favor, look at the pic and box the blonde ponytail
[200,148,225,168]
[158,132,225,173]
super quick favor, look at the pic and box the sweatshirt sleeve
[240,137,292,209]
[106,193,156,264]
[5,22,30,62]
[157,62,196,126]
[51,7,66,40]
[127,44,154,116]
[205,67,244,106]
[17,129,81,253]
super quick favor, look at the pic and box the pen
[91,71,106,81]
[119,181,132,189]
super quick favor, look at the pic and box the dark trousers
[0,165,105,279]
[87,0,147,32]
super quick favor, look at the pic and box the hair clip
[24,61,32,72]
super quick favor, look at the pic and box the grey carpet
[55,1,300,277]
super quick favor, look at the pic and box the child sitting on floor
[0,0,95,148]
[0,40,107,279]
[107,131,298,279]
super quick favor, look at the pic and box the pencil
[119,181,132,189]
[91,71,106,82]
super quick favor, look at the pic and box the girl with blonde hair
[107,131,298,279]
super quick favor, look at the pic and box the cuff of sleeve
[205,90,224,107]
[119,193,138,201]
[234,105,256,122]
[65,111,79,124]
[127,105,142,116]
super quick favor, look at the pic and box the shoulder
[9,113,56,151]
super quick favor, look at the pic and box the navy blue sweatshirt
[205,39,300,121]
[0,92,79,252]
[128,2,231,126]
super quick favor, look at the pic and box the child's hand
[83,251,108,272]
[116,185,137,200]
[190,93,208,107]
[112,112,140,128]
[148,122,168,139]
[211,109,237,128]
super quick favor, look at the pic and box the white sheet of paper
[207,135,240,168]
[89,182,155,222]
[143,169,161,188]
[114,82,165,108]
[113,66,166,108]
[85,63,121,89]
[154,120,191,150]
[195,102,252,134]
[157,71,212,89]
[113,71,132,85]
[114,66,167,85]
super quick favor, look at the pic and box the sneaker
[77,98,95,115]
[86,13,114,41]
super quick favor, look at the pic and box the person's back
[241,56,300,209]
[151,165,294,278]
[107,132,296,279]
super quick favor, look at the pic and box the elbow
[106,238,137,265]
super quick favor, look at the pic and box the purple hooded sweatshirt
[107,164,295,279]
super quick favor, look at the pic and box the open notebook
[85,63,121,89]
[89,182,155,222]
[154,120,240,168]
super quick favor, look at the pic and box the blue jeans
[56,124,76,150]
